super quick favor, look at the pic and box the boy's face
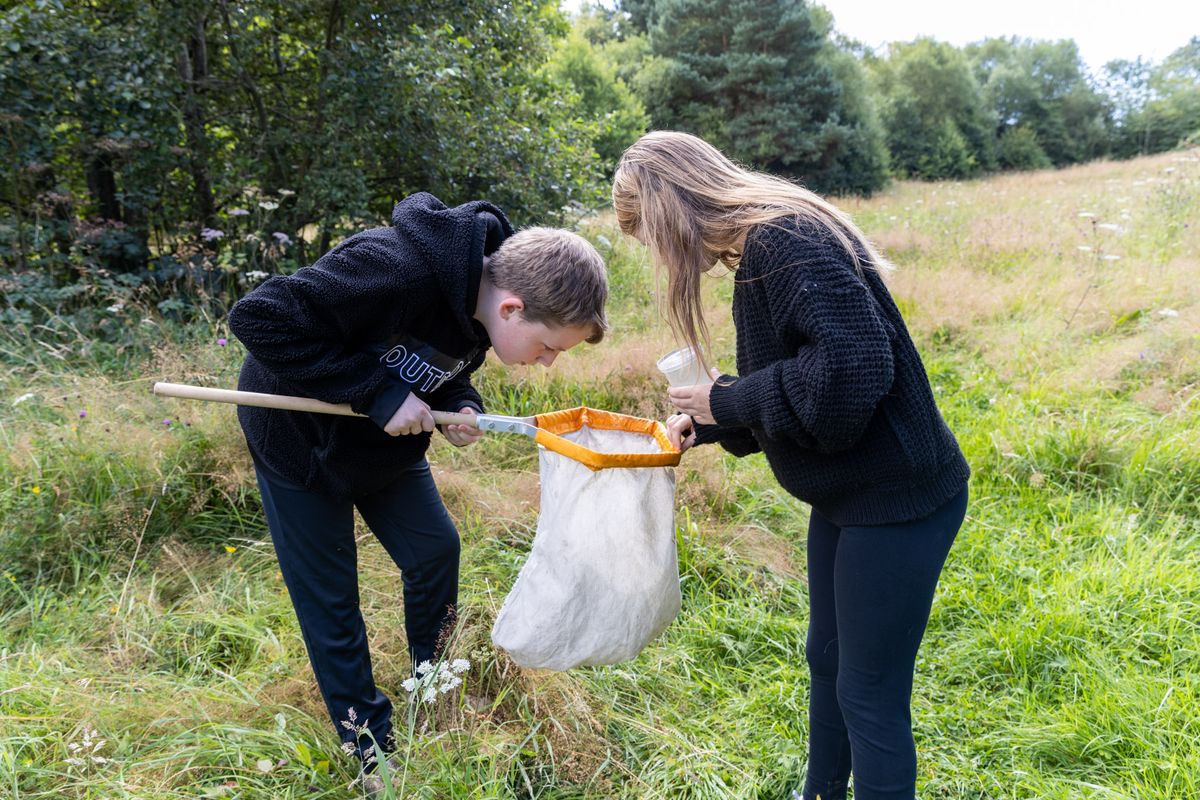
[489,301,593,367]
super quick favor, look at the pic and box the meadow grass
[1,149,1197,798]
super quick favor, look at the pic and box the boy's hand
[667,368,721,425]
[442,407,485,448]
[384,393,436,436]
[665,413,697,452]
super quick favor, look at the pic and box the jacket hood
[391,192,514,341]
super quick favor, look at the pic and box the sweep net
[492,408,682,670]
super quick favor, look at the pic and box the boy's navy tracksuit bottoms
[255,459,458,757]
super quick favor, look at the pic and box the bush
[998,126,1053,171]
[917,119,979,180]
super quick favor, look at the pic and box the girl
[612,131,970,800]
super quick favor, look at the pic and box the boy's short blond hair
[488,227,609,344]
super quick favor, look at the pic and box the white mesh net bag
[491,407,682,670]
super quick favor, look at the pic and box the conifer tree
[640,0,888,193]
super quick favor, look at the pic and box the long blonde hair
[612,130,890,364]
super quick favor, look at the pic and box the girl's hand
[385,393,436,436]
[665,413,697,452]
[442,406,485,447]
[667,368,722,425]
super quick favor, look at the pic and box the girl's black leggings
[255,459,460,760]
[802,485,968,800]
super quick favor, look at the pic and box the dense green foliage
[548,28,649,173]
[871,38,995,179]
[1,0,607,311]
[967,37,1110,167]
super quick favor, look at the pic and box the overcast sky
[808,0,1196,74]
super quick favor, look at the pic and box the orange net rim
[532,407,681,471]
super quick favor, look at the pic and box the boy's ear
[498,296,524,320]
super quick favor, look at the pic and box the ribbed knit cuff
[708,375,747,428]
[691,421,724,446]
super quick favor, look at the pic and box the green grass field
[2,149,1198,798]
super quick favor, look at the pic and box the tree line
[579,1,1199,189]
[1,0,1197,326]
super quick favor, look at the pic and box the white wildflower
[416,661,434,676]
[106,302,124,313]
[1158,308,1179,318]
[277,189,295,197]
[200,227,225,242]
[271,231,292,246]
[256,758,274,773]
[244,270,269,282]
[402,677,417,693]
[422,687,437,703]
[229,208,250,217]
[258,200,279,211]
[450,659,470,674]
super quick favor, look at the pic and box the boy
[226,192,607,777]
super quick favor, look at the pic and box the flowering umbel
[402,658,470,703]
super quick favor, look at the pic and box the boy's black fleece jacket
[228,192,512,500]
[695,217,970,527]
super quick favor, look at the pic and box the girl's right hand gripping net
[492,407,683,670]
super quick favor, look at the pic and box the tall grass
[1,149,1198,798]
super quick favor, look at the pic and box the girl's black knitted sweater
[698,217,970,526]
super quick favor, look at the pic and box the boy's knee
[439,529,461,562]
[426,520,460,564]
